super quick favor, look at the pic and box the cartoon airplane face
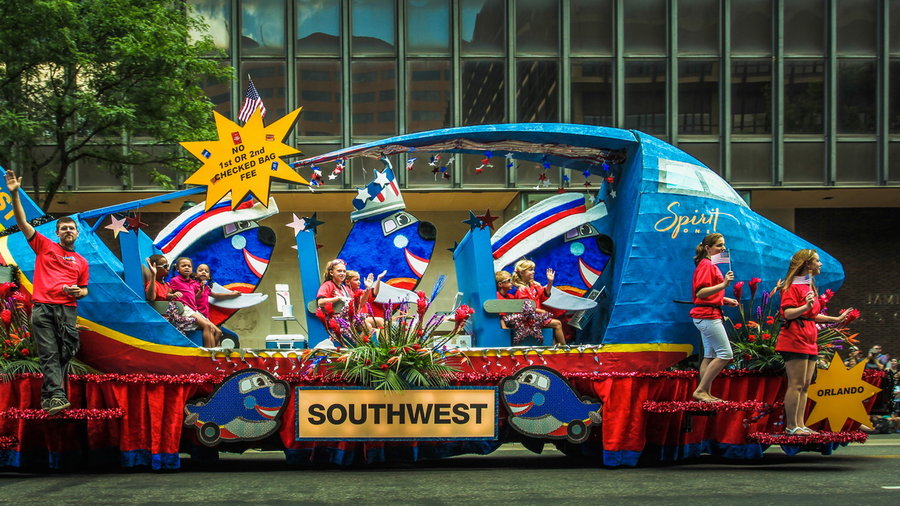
[184,369,289,446]
[500,366,602,444]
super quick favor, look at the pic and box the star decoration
[180,108,309,210]
[125,213,148,232]
[477,209,499,231]
[806,353,882,430]
[104,215,129,238]
[301,212,325,234]
[447,241,459,254]
[286,213,306,236]
[462,211,482,229]
[355,186,372,201]
[609,189,617,199]
[373,169,391,186]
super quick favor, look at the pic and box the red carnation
[380,364,389,370]
[734,323,743,330]
[766,316,775,325]
[20,348,29,356]
[762,333,771,340]
[0,309,11,325]
[748,335,757,342]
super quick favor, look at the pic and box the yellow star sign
[180,107,309,210]
[806,353,881,431]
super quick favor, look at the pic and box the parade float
[0,106,883,471]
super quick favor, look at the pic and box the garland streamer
[746,430,868,446]
[0,408,126,420]
[642,400,773,413]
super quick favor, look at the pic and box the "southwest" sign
[295,387,498,441]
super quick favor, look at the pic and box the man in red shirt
[6,169,89,415]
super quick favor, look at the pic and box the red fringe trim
[746,430,868,445]
[0,408,125,420]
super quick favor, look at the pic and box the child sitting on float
[511,259,566,345]
[144,254,222,348]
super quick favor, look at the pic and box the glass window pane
[890,60,900,133]
[677,143,719,175]
[351,0,396,56]
[783,142,824,184]
[730,142,771,184]
[240,62,287,119]
[623,0,666,55]
[276,144,338,189]
[406,0,450,55]
[678,0,719,55]
[678,60,718,135]
[516,0,559,56]
[241,0,286,56]
[407,60,452,132]
[784,0,824,56]
[571,0,613,55]
[837,0,876,56]
[77,149,123,189]
[890,142,900,182]
[836,142,877,183]
[571,60,613,126]
[460,152,507,186]
[893,1,900,55]
[351,60,396,137]
[296,61,342,137]
[462,60,506,124]
[731,0,771,55]
[188,0,231,54]
[132,146,177,189]
[784,59,824,135]
[517,60,559,122]
[624,60,666,135]
[837,60,876,134]
[460,0,505,56]
[732,60,771,135]
[296,0,340,56]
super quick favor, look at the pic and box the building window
[296,0,341,56]
[784,59,824,135]
[730,0,771,56]
[783,142,825,184]
[836,60,876,134]
[240,61,287,118]
[460,0,505,56]
[678,60,718,135]
[678,0,719,56]
[836,142,877,184]
[836,0,877,56]
[571,60,613,127]
[624,60,666,135]
[351,0,396,56]
[350,60,396,137]
[570,0,613,56]
[623,0,666,56]
[730,142,772,184]
[241,0,286,56]
[731,60,771,135]
[188,0,231,54]
[517,60,559,122]
[462,60,506,124]
[516,0,559,56]
[407,60,451,131]
[784,0,825,56]
[406,0,450,55]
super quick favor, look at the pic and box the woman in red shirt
[776,249,852,435]
[690,233,739,402]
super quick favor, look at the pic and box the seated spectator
[143,254,222,347]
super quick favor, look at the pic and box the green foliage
[308,298,474,391]
[0,0,232,209]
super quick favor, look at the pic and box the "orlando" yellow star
[180,107,309,210]
[806,353,881,431]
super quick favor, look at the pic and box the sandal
[784,427,808,435]
[800,426,819,435]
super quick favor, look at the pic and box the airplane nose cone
[418,221,437,241]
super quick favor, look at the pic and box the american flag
[238,77,266,123]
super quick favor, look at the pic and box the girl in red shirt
[690,233,739,402]
[776,249,852,435]
[512,259,565,345]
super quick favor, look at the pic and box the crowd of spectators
[853,344,900,433]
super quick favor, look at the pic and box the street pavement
[0,434,898,504]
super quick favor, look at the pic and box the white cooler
[265,334,307,349]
